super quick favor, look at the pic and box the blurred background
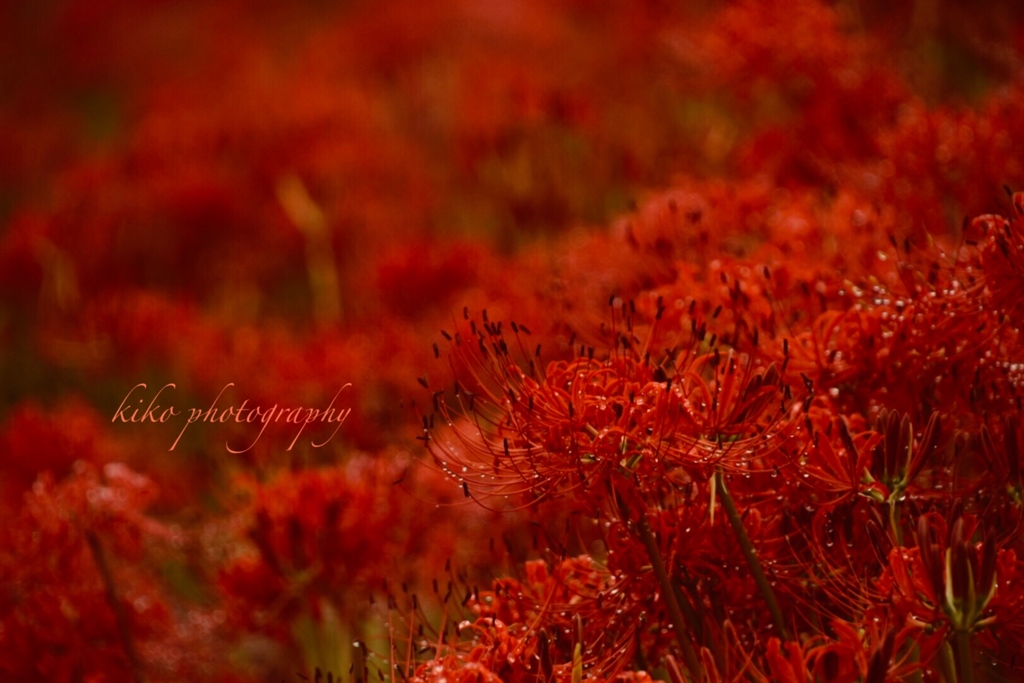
[1,0,1022,680]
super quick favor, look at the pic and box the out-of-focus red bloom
[218,453,498,673]
[0,461,232,682]
[974,191,1024,324]
[0,399,108,508]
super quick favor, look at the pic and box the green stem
[637,515,703,682]
[906,641,924,683]
[86,530,144,683]
[715,469,789,640]
[671,579,703,645]
[937,639,957,683]
[276,174,342,325]
[955,629,974,683]
[889,498,903,547]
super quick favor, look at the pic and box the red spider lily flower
[411,646,657,683]
[861,409,943,506]
[0,399,109,510]
[0,461,231,682]
[974,549,1024,670]
[805,620,871,683]
[876,97,1024,237]
[219,452,497,678]
[762,281,997,420]
[795,409,884,505]
[456,617,539,679]
[222,457,452,620]
[763,638,812,683]
[428,309,796,515]
[411,653,504,683]
[941,515,1023,677]
[880,509,1012,679]
[980,416,1023,505]
[759,621,935,683]
[389,554,646,683]
[974,192,1024,324]
[936,517,998,633]
[471,555,646,680]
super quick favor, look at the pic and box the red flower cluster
[2,0,1024,681]
[420,195,1024,681]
